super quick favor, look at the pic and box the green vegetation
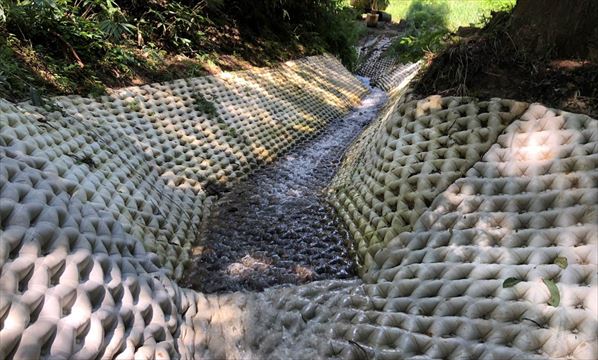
[543,278,560,307]
[502,277,522,288]
[126,99,142,113]
[0,0,362,100]
[386,0,515,30]
[192,93,218,118]
[387,0,450,62]
[554,256,568,269]
[386,0,515,62]
[227,127,238,138]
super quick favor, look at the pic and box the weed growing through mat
[126,99,142,112]
[192,92,219,118]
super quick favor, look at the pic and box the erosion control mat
[1,54,597,359]
[329,95,529,268]
[0,55,367,358]
[270,101,597,359]
[356,34,422,93]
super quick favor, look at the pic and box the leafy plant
[126,99,141,112]
[102,45,139,77]
[0,71,10,92]
[99,13,135,42]
[193,92,218,118]
[1,0,365,99]
[0,38,37,98]
[224,0,362,68]
[320,6,364,70]
[0,3,6,24]
[138,2,208,53]
[385,0,515,30]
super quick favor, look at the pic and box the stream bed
[184,78,388,293]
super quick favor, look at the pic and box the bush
[320,6,364,70]
[387,0,451,62]
[137,1,211,54]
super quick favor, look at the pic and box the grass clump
[193,93,218,118]
[227,128,238,138]
[126,99,142,112]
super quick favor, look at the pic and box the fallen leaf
[554,256,568,269]
[543,278,560,307]
[503,277,521,288]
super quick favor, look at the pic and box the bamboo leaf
[543,278,560,307]
[502,277,521,288]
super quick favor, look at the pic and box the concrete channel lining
[1,52,597,359]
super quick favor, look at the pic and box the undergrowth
[192,92,219,119]
[387,0,451,62]
[386,0,515,30]
[386,0,515,63]
[0,0,362,100]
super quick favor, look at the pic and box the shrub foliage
[0,0,361,99]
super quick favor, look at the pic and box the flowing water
[185,78,388,293]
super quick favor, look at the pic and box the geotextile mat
[0,55,367,358]
[356,34,421,92]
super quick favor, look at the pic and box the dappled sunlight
[91,55,367,202]
[291,123,317,133]
[7,0,597,358]
[329,95,529,266]
[0,55,370,359]
[208,61,360,162]
[0,54,367,286]
[504,123,566,164]
[314,93,598,359]
[185,83,386,293]
[250,145,271,161]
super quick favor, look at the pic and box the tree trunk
[509,0,598,60]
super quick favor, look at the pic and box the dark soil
[413,12,598,117]
[182,81,388,293]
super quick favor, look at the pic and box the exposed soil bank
[183,79,388,292]
[413,12,598,117]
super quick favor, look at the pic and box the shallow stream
[185,78,388,292]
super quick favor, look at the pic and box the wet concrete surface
[184,78,388,293]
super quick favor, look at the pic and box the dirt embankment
[412,11,598,117]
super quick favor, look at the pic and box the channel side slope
[249,103,597,360]
[329,94,528,269]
